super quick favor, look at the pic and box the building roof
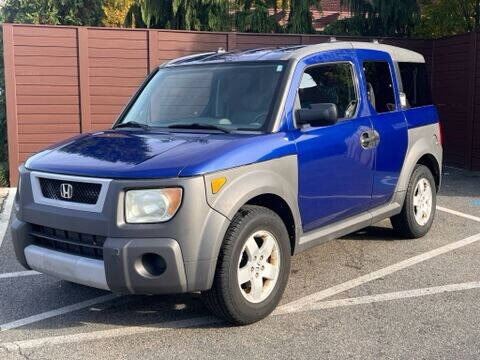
[164,42,425,68]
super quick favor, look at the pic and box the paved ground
[0,167,479,359]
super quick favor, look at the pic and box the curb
[0,188,16,248]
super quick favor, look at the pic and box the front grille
[29,224,106,260]
[38,178,101,205]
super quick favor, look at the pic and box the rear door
[356,50,409,208]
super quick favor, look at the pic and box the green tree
[416,0,478,37]
[1,0,104,26]
[1,0,58,24]
[233,0,281,33]
[124,0,230,31]
[286,0,321,34]
[325,0,420,37]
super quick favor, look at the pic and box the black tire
[391,164,437,239]
[203,205,291,325]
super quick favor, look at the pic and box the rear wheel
[203,205,291,325]
[391,164,436,238]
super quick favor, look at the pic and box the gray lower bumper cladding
[25,245,109,290]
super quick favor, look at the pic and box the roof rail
[163,52,217,66]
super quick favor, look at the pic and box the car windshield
[118,62,287,132]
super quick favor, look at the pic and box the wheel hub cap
[413,177,433,226]
[237,230,280,304]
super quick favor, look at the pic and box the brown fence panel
[2,24,479,184]
[7,25,81,180]
[433,34,472,168]
[473,33,480,170]
[88,28,149,132]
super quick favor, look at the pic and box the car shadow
[342,225,405,242]
[10,283,231,333]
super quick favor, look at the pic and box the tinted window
[298,63,358,119]
[363,61,396,113]
[399,62,432,108]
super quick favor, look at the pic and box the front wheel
[203,205,291,325]
[391,164,437,238]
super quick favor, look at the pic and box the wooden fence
[2,24,479,184]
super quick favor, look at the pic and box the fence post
[227,32,237,51]
[466,31,477,170]
[148,30,159,72]
[77,27,91,134]
[3,24,18,185]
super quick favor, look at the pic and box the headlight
[125,188,182,223]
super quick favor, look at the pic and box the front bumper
[12,216,188,294]
[12,166,231,294]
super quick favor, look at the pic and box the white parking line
[0,271,40,279]
[4,282,480,350]
[0,316,220,351]
[0,294,118,332]
[307,281,480,311]
[0,206,478,349]
[274,232,480,315]
[437,206,480,223]
[0,188,15,248]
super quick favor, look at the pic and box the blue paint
[285,50,376,231]
[404,105,439,129]
[354,49,408,208]
[25,45,439,235]
[472,199,480,206]
[26,130,296,179]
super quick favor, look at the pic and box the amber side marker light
[211,177,227,194]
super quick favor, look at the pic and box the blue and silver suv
[11,42,442,325]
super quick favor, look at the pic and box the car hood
[25,129,296,179]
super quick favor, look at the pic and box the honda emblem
[60,183,73,200]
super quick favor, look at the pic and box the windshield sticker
[276,65,283,72]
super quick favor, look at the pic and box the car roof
[163,41,425,67]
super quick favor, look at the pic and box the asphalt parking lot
[0,166,479,359]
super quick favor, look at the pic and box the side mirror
[296,103,338,127]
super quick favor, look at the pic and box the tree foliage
[324,0,420,37]
[123,0,324,34]
[1,0,104,26]
[286,0,320,34]
[415,0,478,38]
[233,0,281,33]
[124,0,230,31]
[103,0,134,27]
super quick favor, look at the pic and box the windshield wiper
[113,121,150,130]
[168,123,231,133]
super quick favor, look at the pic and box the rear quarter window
[398,62,433,108]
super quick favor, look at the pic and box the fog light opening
[135,253,167,278]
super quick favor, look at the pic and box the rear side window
[298,63,358,119]
[363,61,396,113]
[398,62,432,108]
